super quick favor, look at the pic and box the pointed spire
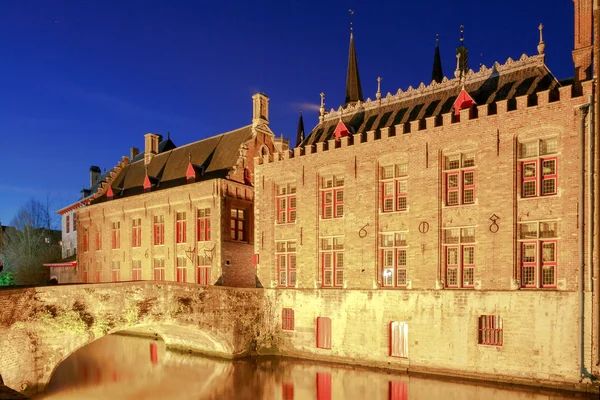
[432,34,444,83]
[537,23,546,55]
[345,9,363,105]
[455,25,469,80]
[296,111,305,148]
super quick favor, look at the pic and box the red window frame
[277,183,297,224]
[197,208,211,242]
[153,259,165,281]
[445,246,459,288]
[521,160,538,198]
[197,267,210,285]
[316,317,332,349]
[277,241,297,288]
[320,238,343,288]
[176,256,187,282]
[282,383,294,400]
[389,321,408,358]
[541,157,558,196]
[132,268,141,281]
[389,381,408,400]
[443,228,476,289]
[520,241,537,288]
[83,229,89,252]
[176,212,186,244]
[111,261,120,282]
[541,240,557,288]
[282,308,295,330]
[462,245,475,288]
[154,215,165,245]
[380,233,408,288]
[316,372,332,400]
[382,181,394,212]
[132,219,141,248]
[111,222,120,249]
[96,230,101,251]
[478,315,503,346]
[321,175,344,219]
[462,169,476,204]
[446,172,459,206]
[230,208,245,241]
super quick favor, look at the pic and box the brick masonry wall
[265,289,590,390]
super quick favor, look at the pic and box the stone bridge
[0,282,274,397]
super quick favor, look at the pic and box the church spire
[455,25,469,80]
[296,111,305,148]
[345,9,363,105]
[432,34,443,83]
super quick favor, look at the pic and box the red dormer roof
[106,185,114,200]
[453,89,476,115]
[333,120,350,141]
[186,161,196,182]
[143,173,152,192]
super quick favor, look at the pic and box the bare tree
[0,199,61,285]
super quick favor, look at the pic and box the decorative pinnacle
[349,9,354,33]
[454,53,461,78]
[537,23,545,55]
[376,77,382,100]
[436,33,439,46]
[319,92,326,119]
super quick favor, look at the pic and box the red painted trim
[186,161,196,182]
[452,89,475,115]
[143,174,151,192]
[106,185,114,199]
[333,120,350,141]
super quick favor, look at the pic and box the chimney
[130,147,139,160]
[573,0,593,88]
[144,133,160,165]
[89,166,101,188]
[252,93,269,127]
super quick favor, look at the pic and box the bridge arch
[0,282,267,397]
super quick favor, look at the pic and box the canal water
[38,333,596,400]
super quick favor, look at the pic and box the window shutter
[316,372,332,400]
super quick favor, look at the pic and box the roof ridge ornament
[537,23,545,55]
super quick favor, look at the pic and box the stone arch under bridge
[0,282,269,397]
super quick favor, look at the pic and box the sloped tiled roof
[302,54,559,146]
[93,126,254,203]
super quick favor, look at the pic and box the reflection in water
[38,333,595,400]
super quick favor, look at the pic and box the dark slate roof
[303,55,558,146]
[345,32,363,105]
[93,126,254,203]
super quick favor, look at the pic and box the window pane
[289,197,297,208]
[445,154,460,170]
[336,190,344,203]
[380,233,394,247]
[384,182,394,196]
[335,270,344,285]
[397,197,407,210]
[463,267,474,286]
[384,250,394,267]
[448,174,459,188]
[462,153,475,167]
[397,269,407,286]
[323,177,333,188]
[542,265,555,286]
[444,229,460,244]
[523,162,537,178]
[276,242,286,252]
[521,141,538,158]
[396,163,408,177]
[523,181,537,197]
[463,189,474,204]
[447,268,458,286]
[383,268,394,286]
[395,232,407,247]
[321,238,332,250]
[523,243,536,262]
[324,192,333,204]
[463,171,474,186]
[289,271,296,285]
[334,175,344,187]
[333,237,344,249]
[397,249,407,266]
[323,270,332,285]
[448,192,459,205]
[289,255,297,269]
[542,178,556,195]
[384,198,394,211]
[522,266,535,286]
[520,223,538,239]
[542,159,556,176]
[398,181,407,194]
[461,227,475,243]
[336,253,344,268]
[540,138,558,155]
[540,221,557,238]
[323,253,332,268]
[542,242,556,262]
[463,246,475,264]
[382,165,394,179]
[447,248,458,265]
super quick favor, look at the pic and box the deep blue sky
[0,0,574,225]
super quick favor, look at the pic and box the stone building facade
[254,0,600,390]
[77,93,276,288]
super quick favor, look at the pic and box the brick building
[77,93,277,288]
[254,1,600,389]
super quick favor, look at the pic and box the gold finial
[349,9,355,33]
[376,77,382,100]
[537,23,545,55]
[460,25,465,43]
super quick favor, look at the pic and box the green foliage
[38,309,87,334]
[0,272,15,286]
